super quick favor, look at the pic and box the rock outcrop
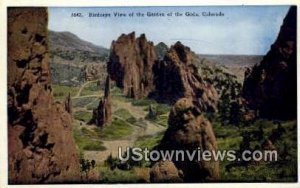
[153,42,219,112]
[151,98,219,182]
[107,32,157,99]
[107,33,219,113]
[84,63,107,82]
[64,92,72,114]
[150,160,183,183]
[90,76,112,127]
[242,6,297,120]
[8,8,81,183]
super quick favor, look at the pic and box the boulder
[150,160,183,183]
[151,98,220,182]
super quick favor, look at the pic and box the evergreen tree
[229,101,243,127]
[218,92,231,125]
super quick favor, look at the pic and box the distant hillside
[49,30,109,57]
[49,30,109,86]
[201,54,263,67]
[200,54,263,82]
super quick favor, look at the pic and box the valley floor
[53,81,297,183]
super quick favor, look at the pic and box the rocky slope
[49,31,109,86]
[153,42,219,112]
[49,30,109,61]
[151,98,219,182]
[195,55,242,97]
[242,6,297,120]
[8,8,81,183]
[107,32,157,99]
[201,54,263,83]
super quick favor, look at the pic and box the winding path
[73,81,167,164]
[74,80,95,97]
[84,100,166,164]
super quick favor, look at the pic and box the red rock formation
[107,34,218,113]
[151,98,219,182]
[150,160,183,183]
[242,6,296,119]
[153,42,219,112]
[64,92,72,114]
[91,76,112,127]
[107,32,157,99]
[8,8,81,183]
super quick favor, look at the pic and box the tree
[218,92,231,125]
[229,101,243,127]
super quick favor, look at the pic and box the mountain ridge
[49,30,109,56]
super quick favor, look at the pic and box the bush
[83,144,106,151]
[155,104,171,115]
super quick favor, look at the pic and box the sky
[49,6,290,55]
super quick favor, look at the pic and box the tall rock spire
[104,75,110,98]
[91,76,112,127]
[64,92,72,114]
[107,32,157,99]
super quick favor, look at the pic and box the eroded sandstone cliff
[153,42,219,112]
[108,33,219,113]
[8,8,81,183]
[107,32,157,99]
[242,6,297,120]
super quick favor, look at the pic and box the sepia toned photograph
[6,4,297,185]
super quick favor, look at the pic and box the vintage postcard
[1,0,299,187]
